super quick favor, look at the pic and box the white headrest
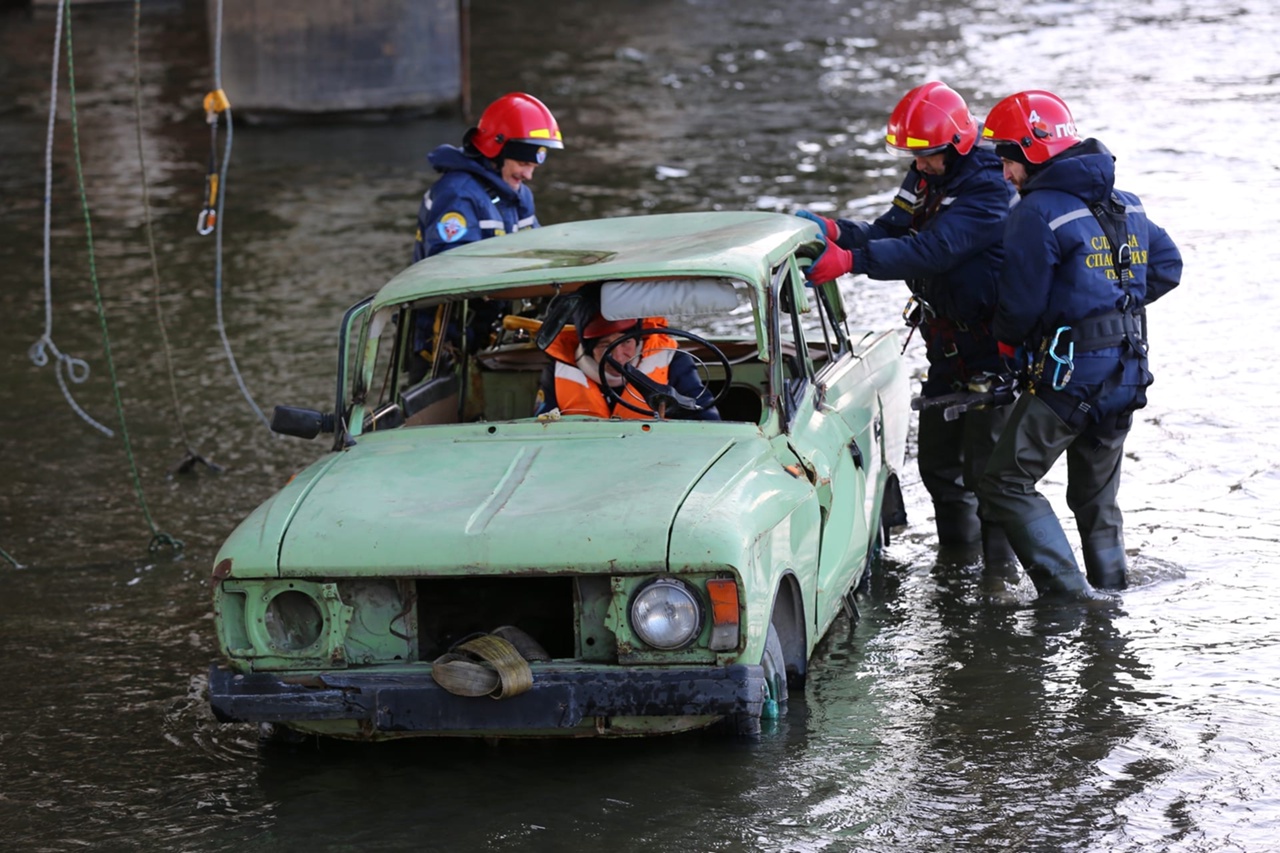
[599,278,743,321]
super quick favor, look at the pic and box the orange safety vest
[543,321,675,419]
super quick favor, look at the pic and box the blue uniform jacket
[412,145,539,262]
[834,145,1014,392]
[994,138,1182,418]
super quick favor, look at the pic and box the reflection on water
[2,0,1280,850]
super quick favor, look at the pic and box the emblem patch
[437,212,469,243]
[535,146,547,164]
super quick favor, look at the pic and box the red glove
[997,341,1018,359]
[804,236,853,284]
[795,210,839,241]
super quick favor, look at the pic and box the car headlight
[264,589,324,652]
[630,578,703,650]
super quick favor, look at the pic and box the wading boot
[1004,514,1091,599]
[1083,541,1128,591]
[979,522,1021,602]
[934,502,981,547]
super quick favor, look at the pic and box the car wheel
[719,622,788,738]
[855,519,884,598]
[761,622,789,715]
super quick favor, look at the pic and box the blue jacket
[835,145,1014,392]
[995,138,1182,419]
[412,145,539,262]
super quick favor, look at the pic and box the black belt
[1063,305,1146,354]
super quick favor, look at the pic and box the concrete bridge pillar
[208,0,465,122]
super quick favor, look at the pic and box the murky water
[2,0,1278,850]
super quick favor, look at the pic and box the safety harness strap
[1029,194,1151,424]
[1063,305,1147,353]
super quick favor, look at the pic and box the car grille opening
[416,576,576,661]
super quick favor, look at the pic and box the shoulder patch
[437,212,469,243]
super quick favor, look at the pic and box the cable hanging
[64,1,182,553]
[28,0,114,438]
[202,0,272,432]
[132,0,223,476]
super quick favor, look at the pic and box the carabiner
[197,208,216,236]
[1047,325,1075,391]
[901,294,934,327]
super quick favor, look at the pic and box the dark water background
[2,0,1278,850]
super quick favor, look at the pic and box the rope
[28,0,113,437]
[206,0,271,431]
[132,0,222,476]
[1,547,23,570]
[64,5,182,554]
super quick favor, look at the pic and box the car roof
[374,211,816,309]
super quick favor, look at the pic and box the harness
[1031,193,1149,426]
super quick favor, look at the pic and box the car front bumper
[208,662,766,735]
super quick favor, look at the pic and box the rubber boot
[1082,541,1128,591]
[934,502,981,547]
[979,522,1021,601]
[981,522,1018,571]
[1004,514,1090,599]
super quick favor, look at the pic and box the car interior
[358,270,850,433]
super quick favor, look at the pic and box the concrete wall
[209,0,462,120]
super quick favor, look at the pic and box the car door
[772,259,870,636]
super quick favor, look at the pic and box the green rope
[1,547,23,569]
[64,4,182,554]
[132,0,221,477]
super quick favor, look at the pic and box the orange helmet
[981,90,1080,164]
[468,93,564,163]
[884,81,978,158]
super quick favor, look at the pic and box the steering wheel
[598,327,732,417]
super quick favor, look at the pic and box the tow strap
[430,626,550,699]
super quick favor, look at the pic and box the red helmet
[468,93,564,162]
[981,90,1080,164]
[884,81,978,158]
[582,315,639,341]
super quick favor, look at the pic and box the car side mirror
[271,406,335,439]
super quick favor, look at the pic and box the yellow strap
[429,633,533,699]
[458,635,533,699]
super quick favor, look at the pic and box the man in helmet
[796,81,1018,582]
[408,93,563,379]
[977,90,1182,599]
[412,92,563,261]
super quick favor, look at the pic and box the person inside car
[536,312,721,420]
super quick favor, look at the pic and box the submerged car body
[207,211,910,739]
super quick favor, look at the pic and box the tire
[761,622,789,713]
[855,519,884,598]
[719,622,788,737]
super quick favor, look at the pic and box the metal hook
[1047,325,1075,391]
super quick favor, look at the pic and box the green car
[207,211,910,739]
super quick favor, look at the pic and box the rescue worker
[797,81,1018,577]
[408,93,563,378]
[412,92,562,261]
[977,90,1182,598]
[536,313,720,420]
